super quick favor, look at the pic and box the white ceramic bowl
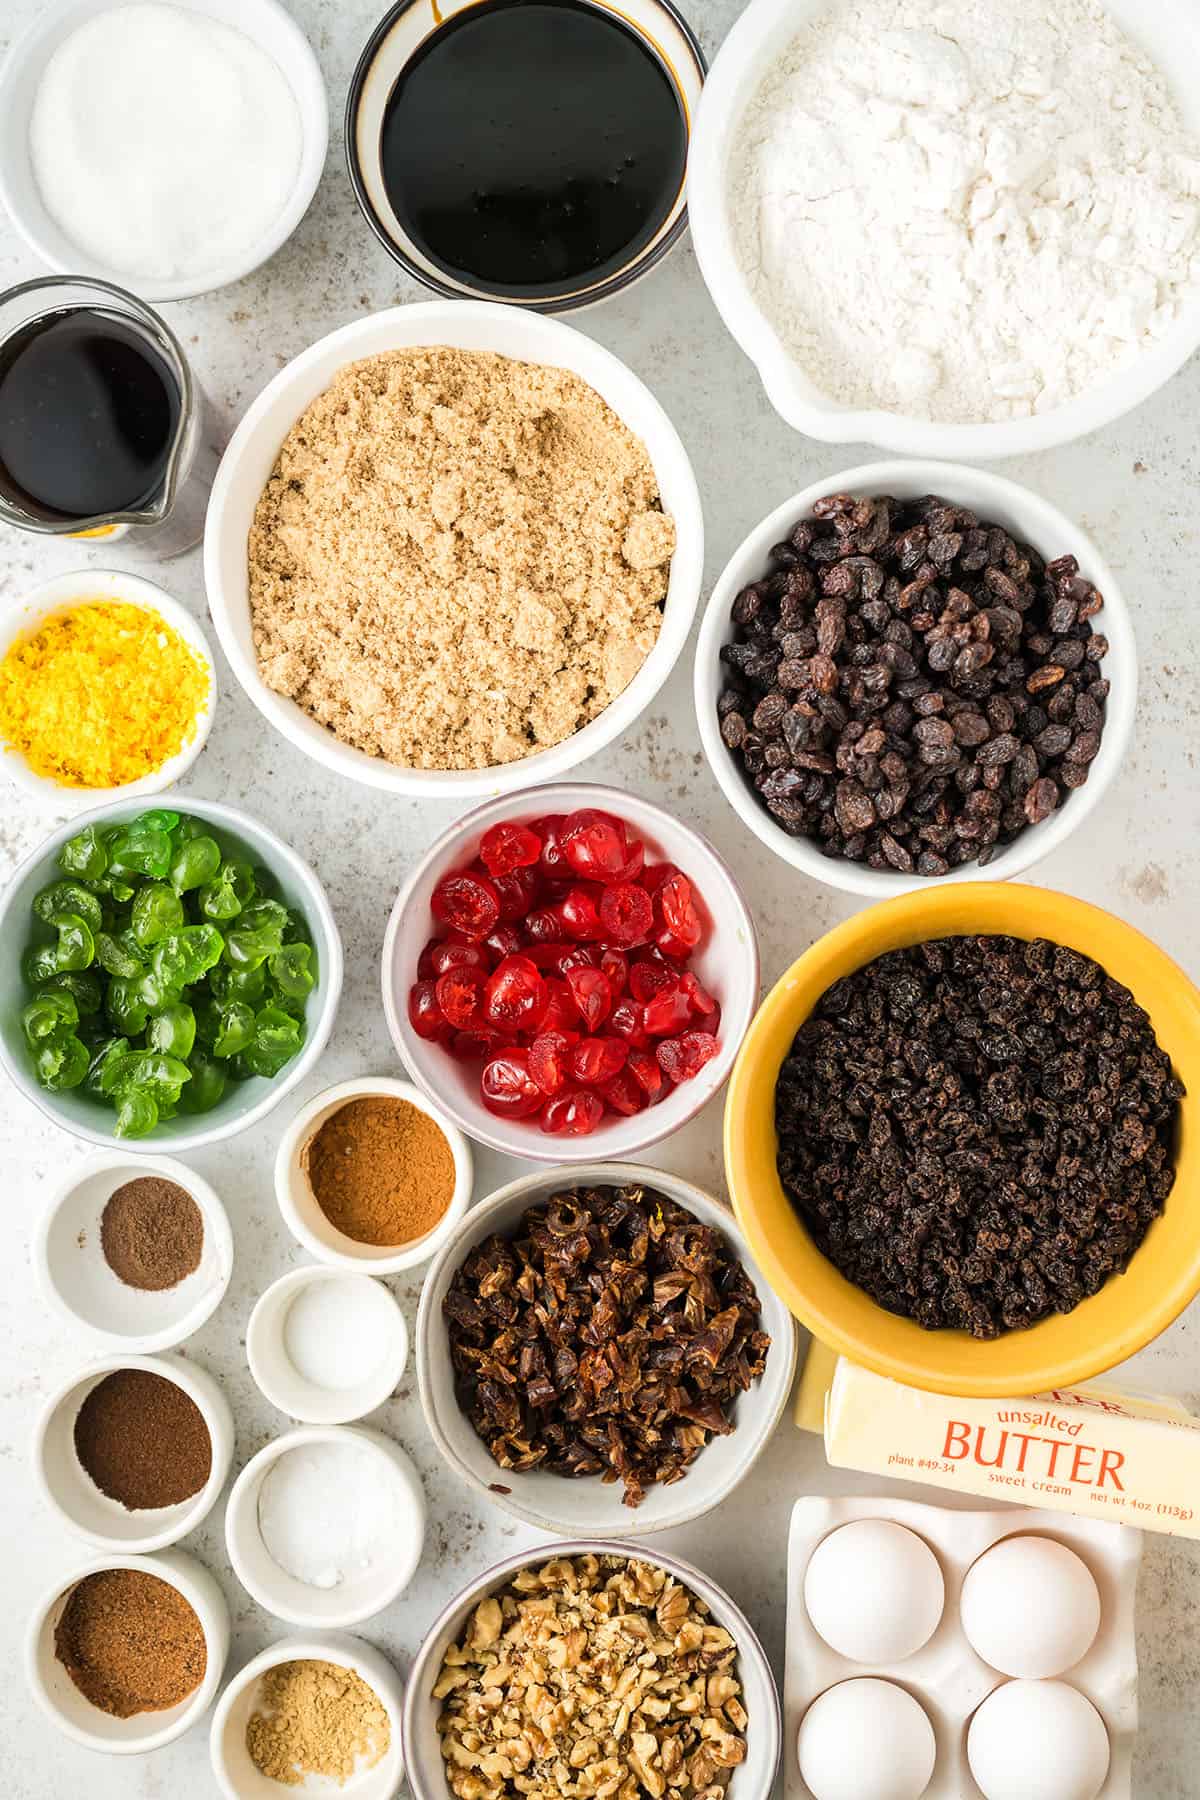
[211,1631,405,1800]
[416,1163,797,1536]
[27,1548,230,1754]
[382,783,760,1160]
[247,1266,409,1425]
[0,569,217,812]
[0,794,344,1151]
[225,1424,426,1629]
[274,1076,474,1274]
[403,1540,781,1800]
[688,0,1200,459]
[203,300,704,797]
[0,0,328,301]
[34,1150,233,1352]
[33,1350,235,1553]
[695,461,1137,900]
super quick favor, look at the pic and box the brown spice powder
[54,1568,206,1718]
[247,346,675,772]
[74,1369,212,1510]
[304,1096,455,1247]
[246,1658,390,1786]
[100,1176,204,1291]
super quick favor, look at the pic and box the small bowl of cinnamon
[275,1075,473,1275]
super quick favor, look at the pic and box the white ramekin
[381,782,760,1161]
[0,569,217,813]
[0,794,344,1151]
[203,300,703,797]
[416,1162,796,1536]
[225,1424,426,1629]
[688,0,1200,458]
[403,1540,781,1800]
[33,1350,235,1554]
[211,1632,405,1799]
[27,1548,230,1754]
[274,1076,473,1274]
[247,1265,409,1425]
[0,0,328,302]
[34,1151,233,1353]
[695,461,1137,900]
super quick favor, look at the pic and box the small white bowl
[211,1631,405,1800]
[0,569,216,813]
[34,1151,233,1353]
[33,1350,235,1553]
[203,300,703,797]
[274,1076,473,1274]
[688,0,1200,458]
[381,783,760,1161]
[403,1540,781,1800]
[225,1424,426,1629]
[27,1548,230,1754]
[417,1163,797,1536]
[0,0,329,302]
[247,1266,409,1425]
[695,461,1137,900]
[0,794,344,1151]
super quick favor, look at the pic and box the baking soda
[257,1440,406,1590]
[282,1275,396,1392]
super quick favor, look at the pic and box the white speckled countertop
[2,1,1200,1795]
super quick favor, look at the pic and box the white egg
[960,1535,1101,1678]
[797,1678,936,1800]
[803,1519,945,1663]
[968,1680,1110,1800]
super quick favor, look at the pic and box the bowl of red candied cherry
[382,786,760,1158]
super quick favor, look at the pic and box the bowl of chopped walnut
[403,1545,780,1800]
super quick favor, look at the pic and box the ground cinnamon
[100,1176,203,1291]
[74,1368,212,1510]
[54,1568,206,1718]
[303,1096,455,1247]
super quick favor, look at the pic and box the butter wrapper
[824,1359,1200,1536]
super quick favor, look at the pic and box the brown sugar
[73,1369,212,1510]
[100,1175,203,1291]
[246,1658,390,1786]
[54,1568,206,1718]
[303,1096,455,1247]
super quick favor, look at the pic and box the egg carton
[785,1496,1140,1800]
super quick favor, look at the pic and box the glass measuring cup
[0,275,225,561]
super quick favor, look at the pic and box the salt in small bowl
[247,1266,409,1425]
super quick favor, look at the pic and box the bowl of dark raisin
[724,881,1199,1399]
[415,1162,796,1534]
[695,462,1136,898]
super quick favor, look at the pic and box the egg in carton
[785,1495,1139,1800]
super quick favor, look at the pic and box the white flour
[730,0,1200,423]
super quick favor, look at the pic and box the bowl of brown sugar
[275,1075,473,1274]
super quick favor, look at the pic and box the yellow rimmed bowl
[725,883,1200,1399]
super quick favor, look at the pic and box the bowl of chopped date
[415,1164,796,1534]
[382,785,759,1158]
[403,1545,781,1800]
[725,881,1199,1399]
[695,463,1136,899]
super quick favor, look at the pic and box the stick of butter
[824,1358,1200,1536]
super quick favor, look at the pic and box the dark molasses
[378,0,688,300]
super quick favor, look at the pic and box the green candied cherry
[106,820,173,881]
[22,941,61,986]
[175,815,209,841]
[212,1000,254,1058]
[21,989,79,1045]
[170,833,221,895]
[282,906,311,946]
[197,858,255,923]
[43,970,103,1016]
[151,923,224,990]
[58,824,109,883]
[269,942,315,1001]
[105,975,149,1038]
[177,1050,227,1115]
[115,1090,158,1137]
[210,961,267,1007]
[84,1036,129,1099]
[137,809,181,834]
[33,881,103,933]
[224,901,287,972]
[95,928,145,980]
[131,882,185,946]
[34,1034,89,1091]
[241,1003,305,1079]
[52,913,95,972]
[146,1001,196,1060]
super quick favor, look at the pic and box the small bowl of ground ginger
[0,568,216,811]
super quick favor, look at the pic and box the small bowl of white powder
[247,1267,409,1426]
[0,0,328,301]
[689,0,1200,457]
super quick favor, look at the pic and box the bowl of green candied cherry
[0,798,343,1149]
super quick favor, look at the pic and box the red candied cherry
[558,885,606,942]
[654,871,703,951]
[540,1088,605,1135]
[528,1030,579,1096]
[629,960,678,1004]
[479,820,542,876]
[430,940,490,977]
[643,982,692,1037]
[628,1048,664,1099]
[534,814,569,876]
[559,944,600,974]
[409,979,448,1042]
[679,970,717,1018]
[483,955,546,1030]
[599,1068,646,1116]
[570,1036,628,1084]
[481,1048,543,1117]
[599,882,653,945]
[523,907,563,944]
[539,978,578,1035]
[600,947,628,996]
[609,997,650,1046]
[564,965,613,1032]
[656,1031,720,1083]
[431,870,501,940]
[448,1026,506,1062]
[485,924,524,962]
[641,860,682,894]
[560,809,644,884]
[525,940,577,970]
[492,866,541,922]
[435,966,486,1028]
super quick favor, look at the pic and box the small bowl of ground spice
[33,1350,234,1553]
[35,1152,233,1352]
[275,1075,473,1274]
[26,1547,229,1753]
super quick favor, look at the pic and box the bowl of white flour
[690,0,1200,456]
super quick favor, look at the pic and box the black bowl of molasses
[346,0,705,312]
